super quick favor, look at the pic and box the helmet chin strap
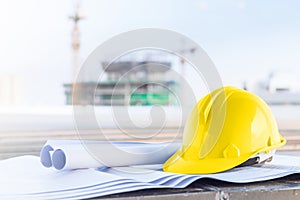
[252,150,275,163]
[236,150,275,168]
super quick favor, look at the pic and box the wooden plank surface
[0,129,299,160]
[0,129,299,200]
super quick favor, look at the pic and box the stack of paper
[1,141,300,199]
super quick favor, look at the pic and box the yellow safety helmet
[163,86,286,174]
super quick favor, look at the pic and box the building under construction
[64,5,178,106]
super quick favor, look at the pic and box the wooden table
[0,129,299,199]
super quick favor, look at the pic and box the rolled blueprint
[40,140,181,170]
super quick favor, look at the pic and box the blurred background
[0,0,300,158]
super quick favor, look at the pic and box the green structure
[64,61,178,106]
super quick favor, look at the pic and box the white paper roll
[40,140,181,170]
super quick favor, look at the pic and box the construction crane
[69,0,84,82]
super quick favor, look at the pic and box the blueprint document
[0,154,300,200]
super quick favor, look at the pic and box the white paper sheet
[1,154,300,200]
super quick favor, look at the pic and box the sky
[0,0,300,106]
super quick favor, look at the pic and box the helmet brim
[163,136,286,174]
